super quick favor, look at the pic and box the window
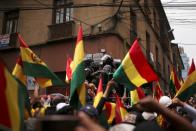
[155,46,158,63]
[153,9,156,28]
[155,45,160,70]
[163,57,165,75]
[144,0,150,14]
[168,65,170,80]
[131,13,137,34]
[146,32,150,61]
[130,12,137,43]
[53,0,73,24]
[2,10,19,34]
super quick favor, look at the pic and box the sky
[161,0,196,64]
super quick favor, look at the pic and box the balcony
[0,33,17,50]
[48,21,75,40]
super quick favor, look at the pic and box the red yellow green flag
[130,87,145,105]
[180,79,184,86]
[188,59,195,75]
[115,95,128,123]
[65,56,74,83]
[105,102,116,124]
[169,67,181,97]
[18,33,65,88]
[153,81,163,101]
[175,70,196,101]
[93,77,103,108]
[70,26,86,109]
[113,39,158,89]
[0,59,24,131]
[12,56,31,119]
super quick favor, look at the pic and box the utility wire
[1,3,196,11]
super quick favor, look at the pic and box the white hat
[142,112,157,121]
[159,96,172,107]
[56,103,67,111]
[109,123,135,131]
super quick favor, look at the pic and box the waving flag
[105,102,116,124]
[70,26,86,108]
[169,67,181,97]
[113,39,158,90]
[130,87,145,105]
[175,70,196,101]
[188,59,195,75]
[153,81,163,100]
[0,59,24,131]
[93,77,103,108]
[18,33,65,88]
[115,95,127,123]
[12,56,31,119]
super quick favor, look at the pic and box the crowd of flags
[0,25,196,130]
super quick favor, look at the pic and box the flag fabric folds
[175,70,196,101]
[18,33,65,88]
[113,39,158,90]
[0,59,24,131]
[105,102,116,124]
[65,56,74,83]
[188,59,195,75]
[180,79,184,86]
[93,77,103,108]
[169,67,181,96]
[12,56,31,118]
[70,26,86,109]
[115,95,128,123]
[153,82,163,100]
[130,87,145,105]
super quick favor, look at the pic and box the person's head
[89,83,96,91]
[109,123,135,131]
[142,112,157,121]
[56,103,73,115]
[159,96,176,112]
[123,111,144,125]
[134,121,164,131]
[32,98,42,109]
[80,105,98,122]
[159,96,172,108]
[187,97,194,106]
[50,96,65,106]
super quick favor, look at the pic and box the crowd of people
[24,78,196,131]
[22,54,196,131]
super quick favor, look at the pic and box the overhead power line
[1,2,196,11]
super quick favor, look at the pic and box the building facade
[0,0,183,95]
[179,47,190,80]
[171,43,184,80]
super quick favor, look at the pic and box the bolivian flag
[113,39,158,90]
[0,59,24,131]
[187,59,195,75]
[115,95,128,123]
[130,87,145,105]
[12,56,31,118]
[18,33,65,88]
[175,70,196,101]
[153,82,163,100]
[93,77,103,108]
[169,67,181,96]
[70,26,86,108]
[105,102,116,124]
